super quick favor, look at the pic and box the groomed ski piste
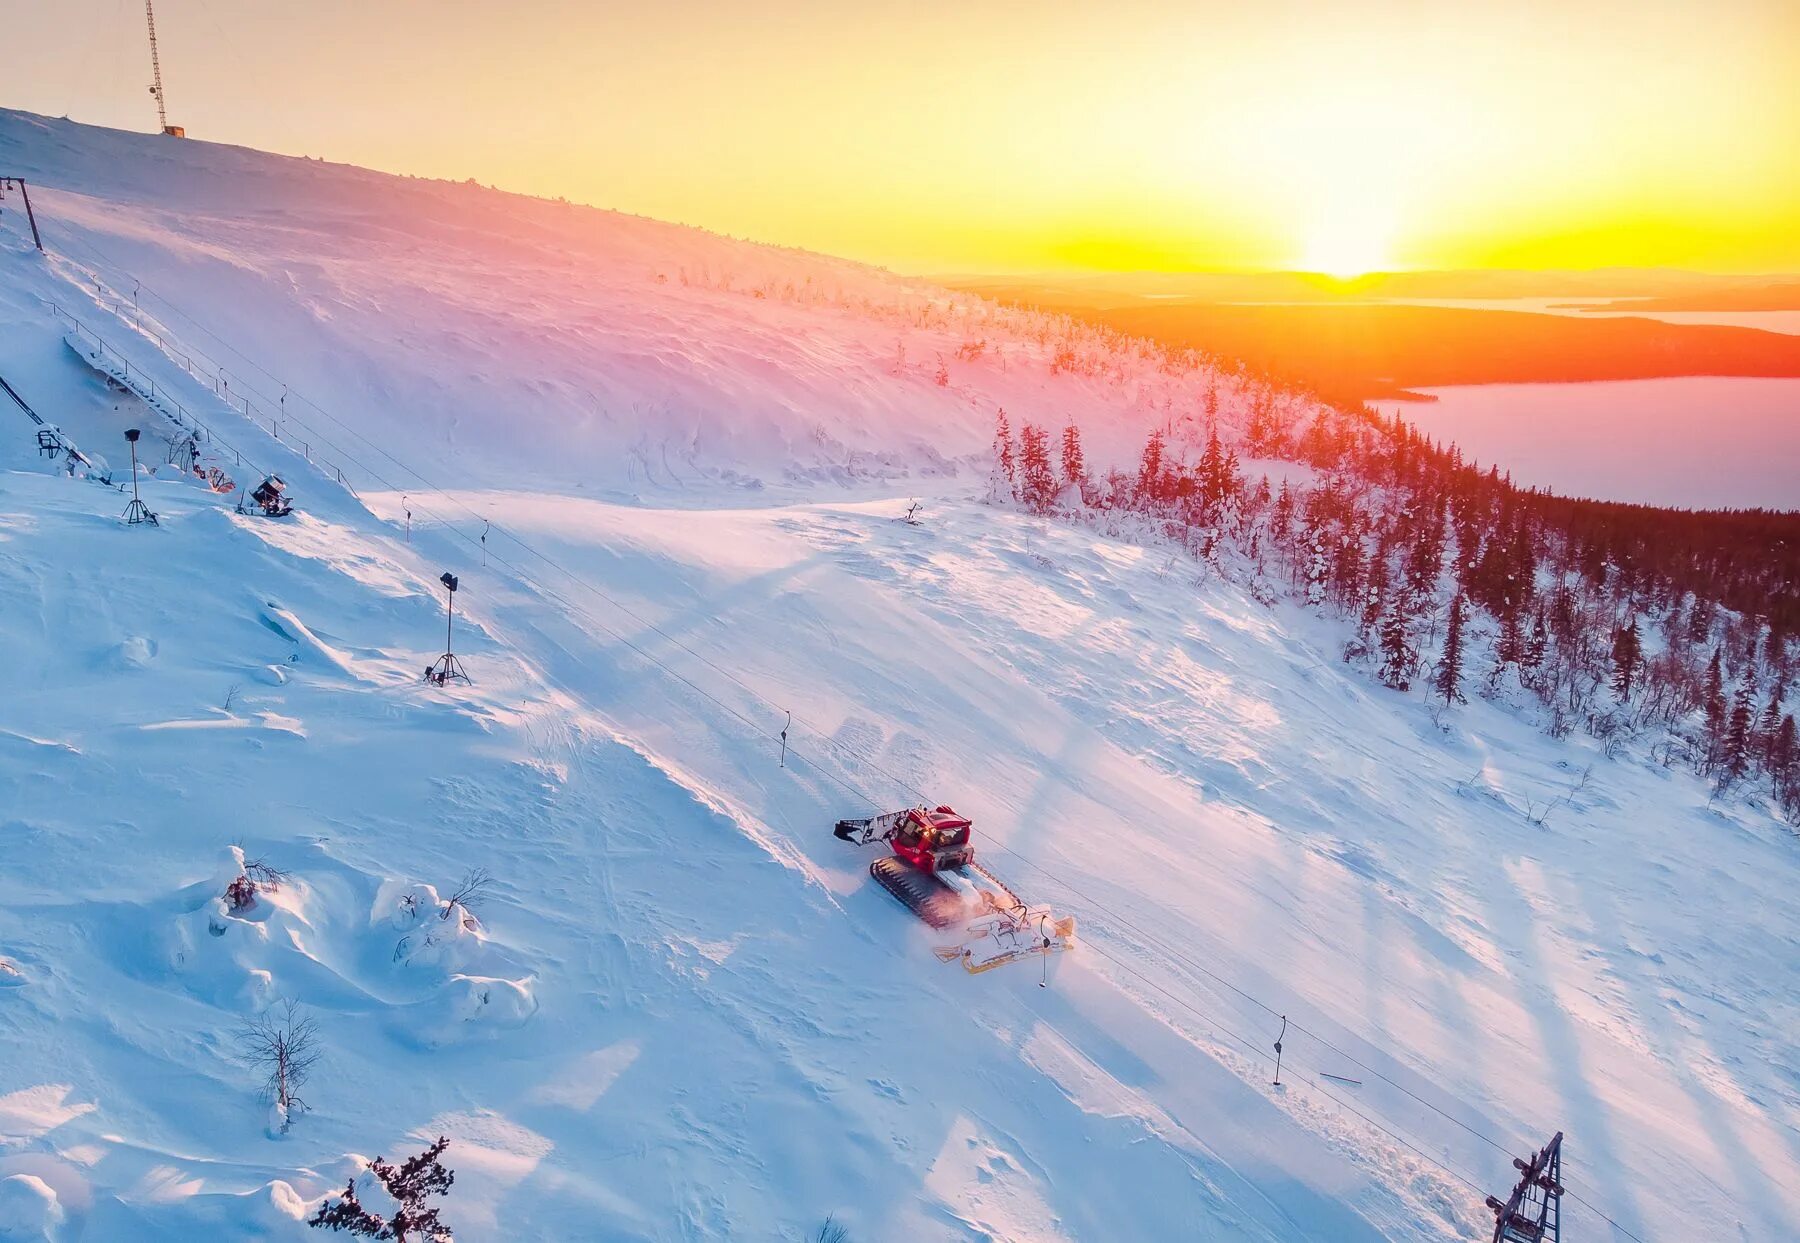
[1,110,1796,1241]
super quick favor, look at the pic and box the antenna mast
[144,1,183,137]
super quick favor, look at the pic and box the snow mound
[0,1174,65,1243]
[82,1180,311,1242]
[102,636,154,671]
[407,975,538,1048]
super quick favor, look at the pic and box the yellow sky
[8,1,1799,274]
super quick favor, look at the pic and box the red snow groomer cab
[886,806,974,873]
[834,805,1076,975]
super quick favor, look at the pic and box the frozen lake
[1389,298,1800,336]
[1386,377,1800,510]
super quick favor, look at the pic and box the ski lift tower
[144,1,185,137]
[1486,1132,1564,1243]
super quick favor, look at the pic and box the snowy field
[2,110,1797,1242]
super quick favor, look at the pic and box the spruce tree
[1018,423,1056,514]
[1774,714,1798,799]
[1359,545,1387,637]
[1060,422,1086,491]
[1434,594,1467,705]
[1402,509,1444,614]
[1198,424,1229,518]
[1703,646,1727,771]
[1378,599,1415,691]
[1138,428,1166,503]
[1722,685,1755,785]
[991,408,1016,498]
[312,1136,455,1242]
[1756,685,1784,767]
[1336,531,1369,615]
[1524,611,1550,670]
[1611,617,1643,701]
[1495,611,1525,670]
[1687,599,1714,647]
[1271,481,1295,539]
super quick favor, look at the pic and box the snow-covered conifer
[1435,594,1467,705]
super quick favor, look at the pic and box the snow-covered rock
[104,635,154,671]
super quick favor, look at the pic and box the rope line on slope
[41,229,1656,1243]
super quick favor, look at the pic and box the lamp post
[424,571,469,685]
[120,428,158,525]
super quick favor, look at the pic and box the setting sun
[1298,206,1397,278]
[9,1,1798,275]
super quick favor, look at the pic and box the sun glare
[1298,203,1397,279]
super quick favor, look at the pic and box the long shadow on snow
[1472,863,1653,1240]
[1566,847,1800,1239]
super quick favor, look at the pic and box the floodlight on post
[424,570,469,686]
[120,428,158,526]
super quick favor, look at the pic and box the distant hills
[946,273,1800,403]
[946,267,1800,308]
[1562,282,1800,313]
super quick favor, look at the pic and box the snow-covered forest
[991,405,1800,821]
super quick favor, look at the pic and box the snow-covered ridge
[0,108,1269,504]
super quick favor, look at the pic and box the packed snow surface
[1,110,1797,1241]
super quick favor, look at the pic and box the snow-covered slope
[0,109,1240,501]
[1,111,1796,1242]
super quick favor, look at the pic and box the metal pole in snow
[779,711,791,767]
[13,179,44,251]
[1273,1015,1287,1086]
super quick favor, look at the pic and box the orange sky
[8,1,1800,274]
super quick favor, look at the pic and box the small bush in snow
[813,1217,850,1243]
[221,847,289,914]
[244,857,291,889]
[441,867,493,926]
[241,999,321,1135]
[311,1136,455,1241]
[226,874,259,913]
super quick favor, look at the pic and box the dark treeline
[992,397,1800,821]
